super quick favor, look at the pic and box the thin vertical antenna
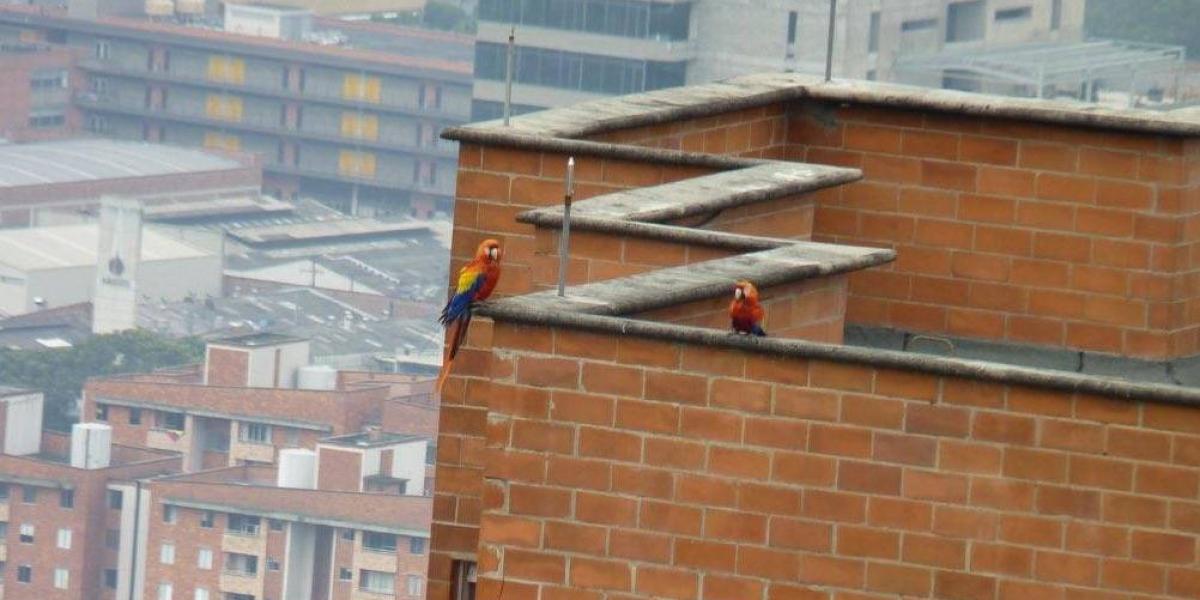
[503,27,515,126]
[825,0,837,82]
[557,157,575,297]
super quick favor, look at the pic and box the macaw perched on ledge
[436,239,502,394]
[730,279,767,337]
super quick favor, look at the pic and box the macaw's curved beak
[734,287,744,300]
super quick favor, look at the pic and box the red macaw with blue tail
[730,279,767,337]
[436,239,502,394]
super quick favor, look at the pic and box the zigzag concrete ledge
[430,72,1200,600]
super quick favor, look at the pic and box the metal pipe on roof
[824,0,836,82]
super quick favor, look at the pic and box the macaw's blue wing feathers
[439,271,485,325]
[751,323,767,337]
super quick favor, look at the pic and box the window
[129,408,142,425]
[868,11,881,53]
[410,537,426,554]
[28,109,65,128]
[0,483,8,499]
[452,561,476,600]
[108,490,123,510]
[363,532,397,553]
[163,505,177,524]
[1051,0,1062,30]
[995,6,1032,21]
[157,411,185,431]
[479,0,690,41]
[17,565,31,583]
[267,558,280,571]
[21,486,36,504]
[419,83,442,110]
[60,489,74,508]
[197,548,213,570]
[104,569,118,589]
[57,528,71,549]
[194,589,209,600]
[94,39,110,59]
[946,1,985,42]
[30,69,67,90]
[269,519,284,531]
[160,543,175,564]
[408,574,423,596]
[785,10,798,47]
[360,570,394,595]
[342,529,355,541]
[901,18,937,32]
[239,422,271,444]
[285,428,300,446]
[473,42,685,95]
[19,524,34,543]
[53,568,68,590]
[87,114,109,133]
[105,529,120,549]
[224,553,258,576]
[227,514,260,536]
[95,404,109,421]
[339,567,353,581]
[157,582,172,600]
[200,511,215,528]
[0,522,7,538]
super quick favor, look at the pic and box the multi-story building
[428,72,1200,599]
[140,445,432,600]
[0,2,473,216]
[471,0,1086,118]
[83,333,405,472]
[0,41,83,142]
[0,387,181,600]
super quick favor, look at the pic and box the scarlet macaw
[730,279,767,337]
[436,239,502,393]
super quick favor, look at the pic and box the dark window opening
[995,6,1032,21]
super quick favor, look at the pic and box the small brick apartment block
[428,73,1200,600]
[0,333,439,599]
[0,40,82,143]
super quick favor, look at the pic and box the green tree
[0,330,203,431]
[1086,0,1200,56]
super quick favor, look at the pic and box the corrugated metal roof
[0,139,242,189]
[0,224,212,272]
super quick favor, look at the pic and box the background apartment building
[0,2,473,216]
[0,41,83,142]
[472,0,1086,119]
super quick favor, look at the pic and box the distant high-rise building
[471,0,1087,119]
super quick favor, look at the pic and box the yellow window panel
[338,150,376,178]
[205,94,243,122]
[339,112,379,140]
[203,132,240,152]
[342,74,382,103]
[206,56,245,84]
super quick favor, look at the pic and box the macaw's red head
[734,279,759,302]
[476,239,502,263]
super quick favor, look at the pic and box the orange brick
[798,554,865,589]
[613,464,674,498]
[512,419,575,454]
[1107,427,1170,461]
[615,399,678,434]
[578,427,641,462]
[1079,148,1140,179]
[803,489,867,523]
[922,160,977,191]
[609,529,671,563]
[1132,531,1196,565]
[769,517,833,552]
[998,580,1065,600]
[775,386,839,421]
[840,394,904,429]
[644,437,705,470]
[838,461,901,496]
[1144,402,1200,434]
[1066,522,1129,558]
[509,483,572,518]
[1040,419,1105,453]
[904,469,969,503]
[635,566,699,600]
[1096,180,1154,210]
[1037,173,1096,203]
[704,508,767,544]
[772,452,837,487]
[1002,516,1065,550]
[844,123,903,153]
[979,166,1036,197]
[951,252,1010,282]
[865,562,932,597]
[674,538,737,572]
[1168,567,1200,597]
[960,194,1016,223]
[1135,464,1200,499]
[867,496,932,531]
[1003,447,1067,483]
[1035,551,1100,587]
[971,542,1033,577]
[1101,559,1165,594]
[710,378,770,413]
[902,533,967,568]
[516,356,580,389]
[943,440,1003,475]
[974,225,1032,256]
[740,546,802,582]
[1104,493,1167,527]
[582,362,644,397]
[744,417,808,451]
[933,505,998,540]
[676,474,737,507]
[616,337,680,369]
[837,526,900,559]
[1069,455,1133,491]
[809,424,872,458]
[1036,485,1101,519]
[899,187,959,217]
[973,412,1035,444]
[902,129,959,160]
[1093,239,1150,269]
[873,431,936,466]
[544,521,606,555]
[1020,141,1077,172]
[914,218,974,249]
[680,406,741,443]
[569,557,632,591]
[575,491,638,526]
[906,403,969,437]
[479,514,542,547]
[1006,386,1073,417]
[934,571,996,600]
[969,477,1035,511]
[942,379,1006,409]
[701,574,763,600]
[960,135,1018,165]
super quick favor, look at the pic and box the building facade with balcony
[0,4,472,216]
[0,41,84,143]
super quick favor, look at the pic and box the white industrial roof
[0,225,212,272]
[0,139,242,189]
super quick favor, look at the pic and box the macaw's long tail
[436,313,473,395]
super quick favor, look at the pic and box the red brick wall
[789,102,1200,359]
[453,322,1200,600]
[205,348,249,387]
[317,447,363,492]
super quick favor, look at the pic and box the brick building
[139,442,433,600]
[0,41,83,143]
[0,3,471,215]
[0,386,181,600]
[84,332,436,473]
[428,73,1200,599]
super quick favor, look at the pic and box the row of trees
[0,330,203,430]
